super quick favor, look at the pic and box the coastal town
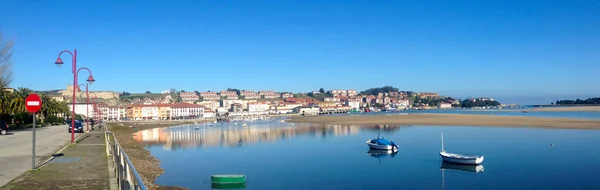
[41,85,502,121]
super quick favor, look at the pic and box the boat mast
[441,133,445,152]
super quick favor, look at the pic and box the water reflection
[133,121,409,150]
[440,162,484,173]
[366,149,398,158]
[211,182,246,189]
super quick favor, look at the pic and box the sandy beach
[287,114,600,130]
[529,106,600,112]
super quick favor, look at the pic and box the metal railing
[104,122,148,190]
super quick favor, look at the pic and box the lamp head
[54,58,64,67]
[87,76,95,85]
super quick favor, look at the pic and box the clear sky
[1,0,598,104]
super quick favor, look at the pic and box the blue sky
[1,0,598,104]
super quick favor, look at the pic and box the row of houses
[191,90,294,100]
[68,102,215,121]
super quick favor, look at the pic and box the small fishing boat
[439,133,484,165]
[366,133,398,150]
[211,174,246,184]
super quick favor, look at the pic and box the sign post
[26,94,42,170]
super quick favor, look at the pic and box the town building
[438,102,452,109]
[294,106,320,115]
[243,93,260,99]
[347,89,358,97]
[262,93,280,99]
[281,93,293,98]
[220,90,237,96]
[199,91,220,100]
[345,98,361,110]
[67,103,97,119]
[98,105,126,120]
[324,97,341,102]
[248,102,270,114]
[179,92,199,103]
[258,90,275,94]
[170,103,203,119]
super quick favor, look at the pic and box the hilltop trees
[460,99,501,108]
[360,86,399,95]
[555,97,600,105]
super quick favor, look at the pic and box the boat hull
[440,152,484,165]
[366,141,396,150]
[211,175,246,184]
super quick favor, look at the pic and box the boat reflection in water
[366,149,398,158]
[440,162,484,173]
[366,149,398,165]
[132,119,410,150]
[440,162,484,190]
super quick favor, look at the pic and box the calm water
[345,109,600,120]
[136,113,600,190]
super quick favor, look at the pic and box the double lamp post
[55,49,97,143]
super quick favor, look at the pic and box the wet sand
[108,120,205,190]
[287,114,600,130]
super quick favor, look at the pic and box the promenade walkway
[1,130,113,190]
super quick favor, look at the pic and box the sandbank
[287,114,600,130]
[529,106,600,112]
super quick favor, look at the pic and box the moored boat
[439,133,484,165]
[366,133,398,150]
[211,174,246,184]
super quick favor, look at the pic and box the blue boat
[366,133,398,150]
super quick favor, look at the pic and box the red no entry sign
[25,94,42,113]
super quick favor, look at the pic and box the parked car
[68,120,84,133]
[0,120,8,135]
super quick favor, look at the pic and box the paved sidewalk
[1,130,110,190]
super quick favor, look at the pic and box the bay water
[136,112,600,190]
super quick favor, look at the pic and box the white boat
[366,133,398,150]
[439,133,484,165]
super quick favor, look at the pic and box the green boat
[211,174,246,184]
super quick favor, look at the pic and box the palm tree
[9,87,32,114]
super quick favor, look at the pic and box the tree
[319,88,325,93]
[145,91,151,94]
[0,33,14,89]
[360,86,399,95]
[226,88,241,96]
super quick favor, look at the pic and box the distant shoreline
[287,114,600,130]
[456,106,600,112]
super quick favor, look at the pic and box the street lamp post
[55,49,96,143]
[77,84,90,131]
[90,93,99,124]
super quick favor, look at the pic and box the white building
[294,106,320,115]
[203,110,215,118]
[169,103,203,119]
[141,106,159,120]
[345,99,361,110]
[67,103,96,119]
[98,106,126,120]
[438,103,452,109]
[247,103,270,115]
[396,99,411,108]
